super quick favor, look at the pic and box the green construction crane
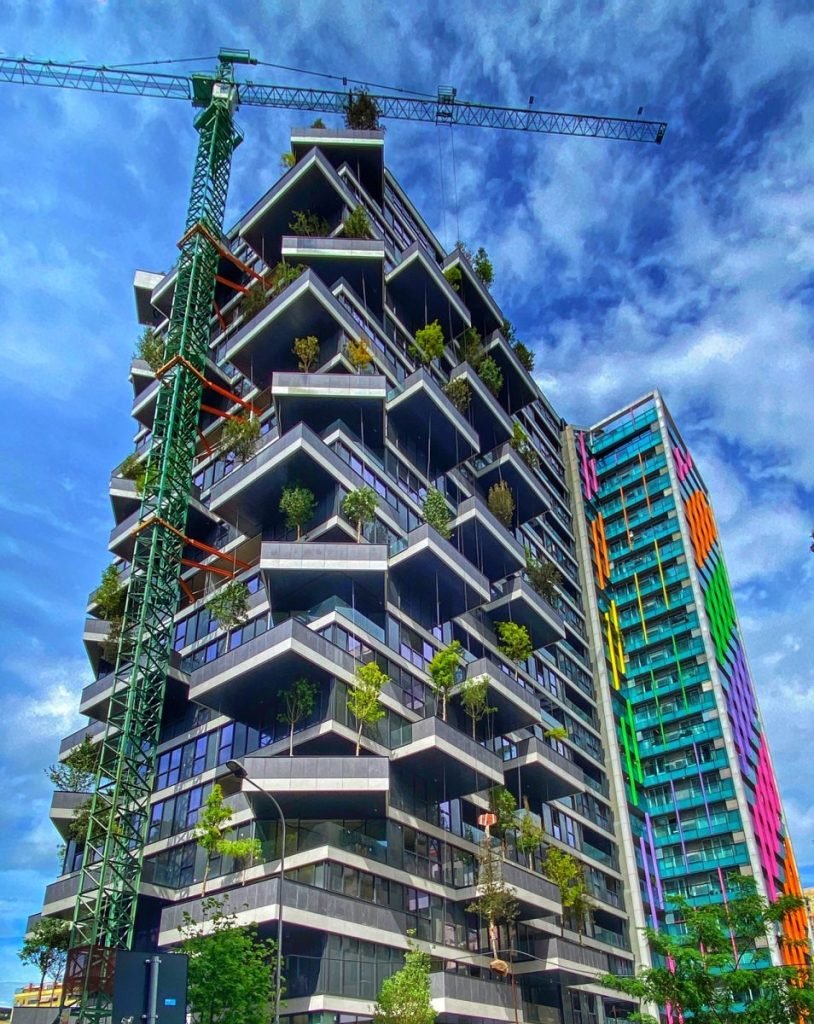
[0,48,666,1023]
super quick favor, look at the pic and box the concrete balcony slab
[292,129,385,202]
[272,370,386,442]
[449,362,515,453]
[502,736,588,801]
[471,443,549,523]
[441,249,504,337]
[281,235,385,311]
[261,540,388,612]
[484,576,566,651]
[450,495,525,582]
[391,716,504,798]
[386,242,470,337]
[458,658,541,735]
[483,331,537,414]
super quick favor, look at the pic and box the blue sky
[1,0,812,1002]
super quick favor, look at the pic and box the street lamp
[226,759,286,1024]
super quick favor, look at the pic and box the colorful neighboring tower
[566,390,807,968]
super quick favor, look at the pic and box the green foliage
[512,340,534,373]
[342,486,379,541]
[516,811,545,866]
[346,334,373,371]
[221,414,261,462]
[373,939,436,1024]
[473,247,494,286]
[342,205,373,239]
[443,264,462,291]
[427,641,463,722]
[442,377,472,413]
[421,487,451,540]
[502,318,518,344]
[280,150,296,169]
[67,796,106,845]
[487,480,515,528]
[458,326,484,368]
[410,320,445,365]
[510,421,539,469]
[488,786,519,841]
[496,620,533,670]
[459,674,495,738]
[311,118,326,129]
[241,281,270,321]
[277,677,318,755]
[118,452,141,481]
[243,262,307,320]
[181,896,279,1024]
[543,847,592,938]
[601,876,814,1024]
[345,90,380,130]
[525,550,563,603]
[135,327,165,370]
[292,334,320,372]
[269,260,307,294]
[193,785,262,891]
[206,580,251,630]
[93,564,126,621]
[19,917,71,1000]
[467,837,519,961]
[289,209,330,237]
[135,460,159,496]
[46,735,99,792]
[349,662,388,754]
[280,484,317,539]
[544,726,569,741]
[477,355,504,396]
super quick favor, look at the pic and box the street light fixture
[226,759,286,1024]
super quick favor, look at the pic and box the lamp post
[226,759,285,1024]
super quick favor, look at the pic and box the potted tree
[277,677,318,755]
[421,488,451,539]
[341,486,379,541]
[460,674,495,738]
[346,335,373,372]
[206,579,250,630]
[496,621,532,678]
[442,377,472,413]
[477,356,503,396]
[542,847,593,941]
[524,550,563,603]
[292,335,320,372]
[487,481,515,527]
[279,484,317,539]
[341,205,373,239]
[427,640,464,722]
[221,415,261,463]
[409,320,445,365]
[467,836,518,968]
[516,811,545,869]
[193,783,263,893]
[348,662,388,754]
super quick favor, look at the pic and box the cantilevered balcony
[454,857,561,921]
[131,375,159,429]
[386,368,479,475]
[502,735,587,801]
[237,148,358,263]
[385,241,470,337]
[430,972,518,1024]
[483,331,537,414]
[389,524,490,624]
[391,716,504,799]
[130,357,156,400]
[441,250,504,337]
[59,721,104,758]
[234,754,389,818]
[79,659,188,723]
[449,362,515,452]
[471,443,549,523]
[260,540,388,613]
[186,617,355,727]
[133,270,165,327]
[222,269,363,387]
[291,128,385,202]
[450,494,526,582]
[109,473,140,524]
[281,235,385,311]
[82,617,111,677]
[49,791,90,841]
[484,576,566,650]
[108,494,215,561]
[272,371,386,444]
[457,658,541,734]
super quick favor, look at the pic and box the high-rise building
[29,129,804,1024]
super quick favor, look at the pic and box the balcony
[449,362,515,452]
[291,128,385,202]
[129,357,156,400]
[281,235,385,311]
[450,494,526,582]
[483,331,537,414]
[391,716,504,799]
[108,494,215,561]
[458,658,541,734]
[59,721,104,758]
[455,857,561,920]
[42,873,80,916]
[389,525,490,624]
[222,269,363,388]
[186,616,354,727]
[79,657,187,722]
[49,791,90,841]
[471,443,549,523]
[260,540,388,613]
[502,736,587,801]
[386,241,470,337]
[387,368,479,475]
[484,577,566,651]
[109,473,140,523]
[440,250,503,338]
[133,270,165,327]
[430,972,517,1023]
[237,147,359,265]
[235,754,389,818]
[272,371,386,443]
[82,617,111,676]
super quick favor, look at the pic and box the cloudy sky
[1,0,812,1002]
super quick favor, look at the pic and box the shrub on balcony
[135,461,159,497]
[467,836,519,964]
[341,205,373,239]
[516,811,545,868]
[345,90,380,130]
[118,452,141,481]
[193,783,263,893]
[346,335,373,371]
[525,550,562,603]
[544,725,569,741]
[421,487,451,539]
[341,486,379,541]
[46,735,99,793]
[489,785,519,844]
[442,377,472,413]
[289,210,330,237]
[409,320,445,365]
[457,326,484,368]
[542,847,592,939]
[277,677,318,756]
[443,264,462,291]
[221,415,261,463]
[280,150,295,170]
[311,117,325,128]
[206,580,250,630]
[135,327,165,371]
[460,674,495,739]
[427,640,463,722]
[269,260,307,294]
[240,281,270,321]
[512,340,534,373]
[477,356,503,397]
[93,564,126,621]
[279,484,317,539]
[292,334,320,372]
[487,481,514,527]
[496,620,532,674]
[510,421,539,469]
[348,662,388,755]
[473,247,494,287]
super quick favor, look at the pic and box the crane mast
[0,47,667,1022]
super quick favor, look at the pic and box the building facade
[30,129,803,1024]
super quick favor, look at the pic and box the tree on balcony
[280,150,296,169]
[348,662,387,754]
[193,784,263,894]
[510,421,539,469]
[277,677,318,755]
[221,414,261,462]
[443,264,462,291]
[473,247,494,287]
[292,334,320,373]
[524,550,563,603]
[373,937,435,1024]
[46,735,99,793]
[206,580,250,630]
[542,847,592,941]
[341,205,373,239]
[496,621,532,677]
[516,811,545,869]
[457,326,484,368]
[346,334,373,372]
[135,327,165,370]
[421,488,451,539]
[289,210,330,237]
[513,340,534,373]
[468,836,519,966]
[460,674,495,738]
[488,481,515,528]
[477,355,504,397]
[427,640,464,722]
[93,564,126,664]
[442,376,472,413]
[279,484,317,540]
[488,785,519,849]
[240,280,271,321]
[342,486,379,541]
[345,90,380,130]
[409,320,445,366]
[544,726,569,741]
[18,918,70,1009]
